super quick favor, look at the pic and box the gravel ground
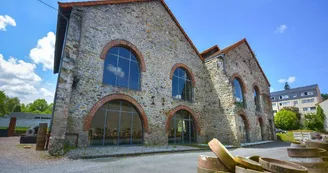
[0,137,290,173]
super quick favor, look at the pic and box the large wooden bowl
[198,155,230,172]
[208,138,237,171]
[234,156,264,171]
[259,157,308,173]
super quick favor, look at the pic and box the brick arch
[84,94,149,133]
[258,117,264,126]
[165,105,200,134]
[100,39,146,72]
[252,83,261,95]
[230,73,247,94]
[169,63,196,86]
[237,110,250,130]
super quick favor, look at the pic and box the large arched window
[103,46,140,90]
[172,68,192,101]
[168,110,196,144]
[237,114,249,143]
[233,78,244,105]
[89,100,143,146]
[254,86,261,112]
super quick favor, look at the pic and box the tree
[28,99,49,113]
[322,94,328,101]
[281,106,301,121]
[284,82,290,90]
[0,91,7,117]
[6,97,20,113]
[274,110,300,130]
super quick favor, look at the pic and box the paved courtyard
[0,137,290,173]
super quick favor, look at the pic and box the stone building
[49,0,274,155]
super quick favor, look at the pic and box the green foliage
[0,90,53,116]
[321,94,328,101]
[281,106,301,121]
[274,110,300,130]
[303,106,325,131]
[284,82,290,90]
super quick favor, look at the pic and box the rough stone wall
[48,1,239,154]
[223,42,274,142]
[49,1,274,155]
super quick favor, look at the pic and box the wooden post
[7,117,16,137]
[36,123,47,151]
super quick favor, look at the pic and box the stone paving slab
[67,140,274,159]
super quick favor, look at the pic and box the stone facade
[49,0,274,155]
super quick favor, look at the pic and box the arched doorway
[167,110,196,144]
[237,114,249,143]
[258,117,264,141]
[88,100,143,146]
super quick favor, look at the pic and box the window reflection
[172,67,192,101]
[103,46,140,90]
[168,110,196,144]
[89,100,143,146]
[234,79,244,103]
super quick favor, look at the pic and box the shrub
[281,106,301,121]
[304,113,324,131]
[274,110,300,130]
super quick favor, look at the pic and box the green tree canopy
[274,109,300,130]
[284,82,290,90]
[281,106,301,121]
[322,94,328,101]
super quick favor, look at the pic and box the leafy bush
[281,106,301,121]
[274,110,300,130]
[303,106,325,131]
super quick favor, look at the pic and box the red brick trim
[237,110,250,130]
[84,94,149,133]
[100,39,146,72]
[230,73,247,94]
[169,63,196,86]
[165,105,200,134]
[252,83,261,95]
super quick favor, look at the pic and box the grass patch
[277,130,314,143]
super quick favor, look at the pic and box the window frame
[171,67,193,102]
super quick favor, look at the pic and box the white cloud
[0,54,56,104]
[46,82,54,86]
[275,24,287,34]
[0,15,16,31]
[40,88,54,98]
[107,64,125,78]
[278,76,296,84]
[29,32,55,71]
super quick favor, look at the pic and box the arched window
[237,114,249,143]
[103,46,140,90]
[254,86,261,112]
[168,110,196,144]
[172,68,192,101]
[89,100,143,146]
[233,78,244,104]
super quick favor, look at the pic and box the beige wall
[319,100,328,131]
[272,96,318,115]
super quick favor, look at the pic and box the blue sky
[0,0,327,103]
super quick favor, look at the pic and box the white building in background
[271,84,322,115]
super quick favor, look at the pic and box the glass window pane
[119,112,132,145]
[178,68,186,78]
[103,54,118,85]
[131,53,137,62]
[173,68,179,77]
[119,47,130,59]
[168,118,175,144]
[234,79,243,103]
[185,81,192,101]
[109,46,119,55]
[176,119,183,144]
[179,78,186,100]
[172,76,179,98]
[132,113,143,144]
[130,62,140,90]
[117,58,129,88]
[104,111,119,145]
[108,100,121,111]
[90,110,106,146]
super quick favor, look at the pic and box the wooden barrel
[197,166,231,173]
[198,155,230,172]
[36,123,47,151]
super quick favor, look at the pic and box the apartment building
[271,84,322,115]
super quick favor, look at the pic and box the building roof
[54,0,203,73]
[200,45,220,58]
[206,38,271,87]
[270,84,318,96]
